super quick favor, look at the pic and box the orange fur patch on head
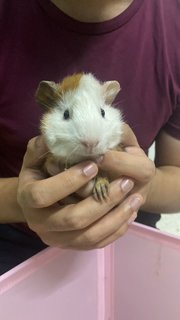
[58,73,83,93]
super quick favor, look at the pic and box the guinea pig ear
[102,81,121,105]
[35,81,61,109]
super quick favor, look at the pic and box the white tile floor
[157,213,180,237]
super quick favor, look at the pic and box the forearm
[143,166,180,213]
[0,178,25,223]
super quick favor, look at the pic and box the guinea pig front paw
[93,176,110,202]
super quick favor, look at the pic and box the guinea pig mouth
[80,154,101,162]
[82,144,100,154]
[85,152,100,157]
[83,149,104,159]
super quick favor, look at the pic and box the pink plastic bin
[0,223,180,320]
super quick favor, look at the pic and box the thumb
[121,123,139,147]
[22,135,48,169]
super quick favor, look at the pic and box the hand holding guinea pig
[97,123,156,214]
[17,135,144,249]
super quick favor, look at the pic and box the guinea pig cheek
[41,111,65,154]
[101,130,119,152]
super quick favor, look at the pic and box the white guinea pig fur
[36,72,124,174]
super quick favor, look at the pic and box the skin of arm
[0,178,25,223]
[145,130,180,213]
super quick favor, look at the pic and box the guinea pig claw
[93,177,110,202]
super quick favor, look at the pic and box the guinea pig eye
[63,109,70,120]
[101,108,105,118]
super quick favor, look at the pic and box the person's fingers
[121,123,139,147]
[18,136,50,184]
[96,124,154,183]
[71,194,142,249]
[95,223,129,248]
[22,136,48,169]
[18,161,98,208]
[96,212,138,248]
[97,148,155,183]
[25,178,135,232]
[38,193,143,249]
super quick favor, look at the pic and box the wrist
[0,177,26,223]
[140,167,159,212]
[141,165,180,213]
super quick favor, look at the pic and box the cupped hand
[97,124,156,209]
[17,135,143,249]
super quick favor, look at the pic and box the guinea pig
[35,72,124,200]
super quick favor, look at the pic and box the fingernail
[129,196,142,211]
[128,212,137,224]
[83,163,97,177]
[121,179,134,193]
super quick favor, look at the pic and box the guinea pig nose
[81,140,99,148]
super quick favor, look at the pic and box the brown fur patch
[58,73,83,93]
[36,81,62,109]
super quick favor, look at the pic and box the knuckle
[37,232,54,247]
[30,183,47,208]
[107,188,122,208]
[97,224,128,249]
[63,212,85,230]
[28,214,60,236]
[17,183,48,209]
[73,218,87,230]
[141,159,155,182]
[17,188,26,207]
[82,231,98,246]
[27,220,41,233]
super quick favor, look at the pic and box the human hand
[17,135,143,249]
[96,124,156,211]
